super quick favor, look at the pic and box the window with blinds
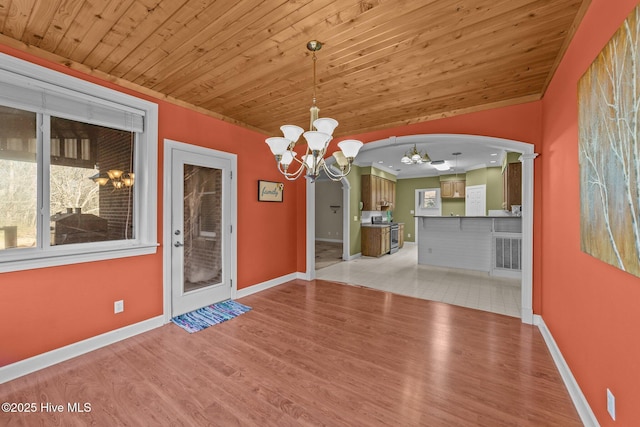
[0,53,158,273]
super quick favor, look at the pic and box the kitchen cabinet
[398,223,405,248]
[361,175,396,210]
[503,162,521,211]
[361,226,390,257]
[441,180,466,198]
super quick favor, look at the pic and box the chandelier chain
[264,40,363,182]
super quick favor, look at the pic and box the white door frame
[162,139,238,322]
[306,134,537,324]
[341,176,351,261]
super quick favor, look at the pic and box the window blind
[0,70,144,133]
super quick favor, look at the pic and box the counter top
[361,222,404,228]
[416,216,521,274]
[414,215,521,218]
[416,215,521,234]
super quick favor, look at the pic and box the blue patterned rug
[171,300,252,333]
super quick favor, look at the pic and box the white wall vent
[494,235,522,271]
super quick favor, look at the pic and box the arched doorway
[306,134,537,324]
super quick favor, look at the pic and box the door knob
[174,230,181,235]
[174,241,183,247]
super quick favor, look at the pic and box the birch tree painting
[579,5,640,277]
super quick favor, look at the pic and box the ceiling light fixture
[265,40,363,182]
[431,161,451,171]
[401,144,430,164]
[90,169,135,189]
[452,152,462,175]
[452,152,462,197]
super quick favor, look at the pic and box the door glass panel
[183,164,222,293]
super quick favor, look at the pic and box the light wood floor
[1,279,581,426]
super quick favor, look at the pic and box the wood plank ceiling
[0,0,589,137]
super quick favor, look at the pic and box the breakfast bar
[415,216,522,275]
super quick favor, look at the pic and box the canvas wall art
[578,5,640,277]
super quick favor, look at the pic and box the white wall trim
[346,252,362,261]
[305,177,316,280]
[534,315,599,427]
[341,176,351,261]
[236,273,298,299]
[519,152,538,325]
[3,270,301,384]
[490,268,522,279]
[296,272,309,280]
[0,316,164,384]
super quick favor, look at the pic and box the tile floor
[316,242,522,318]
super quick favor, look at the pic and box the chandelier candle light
[91,169,135,189]
[401,144,430,164]
[265,40,363,181]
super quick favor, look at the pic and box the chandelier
[91,169,135,189]
[401,145,430,164]
[265,40,363,182]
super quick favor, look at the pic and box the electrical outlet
[114,300,124,314]
[607,388,616,420]
[354,215,358,221]
[408,233,411,238]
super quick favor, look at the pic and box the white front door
[167,142,235,317]
[465,185,486,216]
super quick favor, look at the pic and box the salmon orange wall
[540,0,640,424]
[0,45,301,366]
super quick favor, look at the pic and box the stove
[371,216,399,254]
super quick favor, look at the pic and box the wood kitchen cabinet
[361,175,396,210]
[398,223,404,248]
[503,162,522,211]
[361,226,390,257]
[441,180,466,198]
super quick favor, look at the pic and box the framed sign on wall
[258,180,284,202]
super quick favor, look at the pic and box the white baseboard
[0,315,164,384]
[534,315,598,427]
[236,273,298,299]
[3,272,305,384]
[490,268,522,279]
[346,252,362,261]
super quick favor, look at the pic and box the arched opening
[307,133,536,324]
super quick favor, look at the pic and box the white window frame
[0,53,158,273]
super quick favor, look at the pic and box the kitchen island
[415,216,522,276]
